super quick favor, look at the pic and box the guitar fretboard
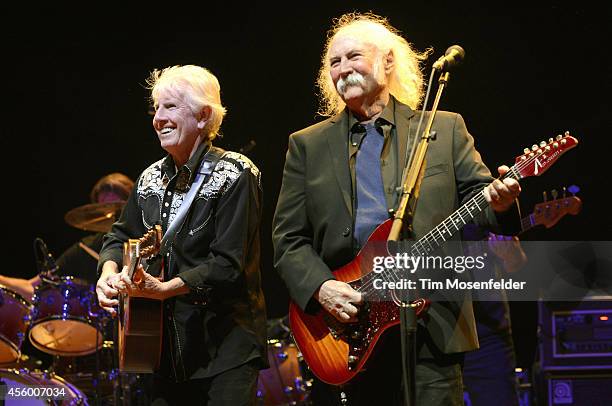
[409,166,521,256]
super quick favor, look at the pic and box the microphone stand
[34,237,60,283]
[388,70,451,406]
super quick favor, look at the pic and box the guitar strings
[353,145,559,299]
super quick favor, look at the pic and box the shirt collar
[348,96,397,134]
[161,140,212,185]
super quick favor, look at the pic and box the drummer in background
[0,173,134,301]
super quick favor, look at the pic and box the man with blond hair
[96,65,267,405]
[273,13,521,405]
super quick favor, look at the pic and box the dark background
[12,2,611,370]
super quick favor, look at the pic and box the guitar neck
[411,166,521,256]
[127,257,140,280]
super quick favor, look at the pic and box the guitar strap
[159,145,226,257]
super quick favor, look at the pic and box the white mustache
[336,73,366,94]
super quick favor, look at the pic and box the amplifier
[538,370,612,406]
[538,297,612,370]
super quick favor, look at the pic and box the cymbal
[64,201,126,232]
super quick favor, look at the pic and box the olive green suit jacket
[272,100,519,354]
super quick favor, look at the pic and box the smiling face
[152,87,209,166]
[328,35,388,108]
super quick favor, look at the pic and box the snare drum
[0,368,88,405]
[0,285,31,364]
[257,339,311,406]
[29,277,103,356]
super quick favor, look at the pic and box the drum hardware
[34,237,61,283]
[51,340,119,404]
[257,338,312,406]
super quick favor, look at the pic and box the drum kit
[0,276,120,405]
[1,202,313,405]
[0,201,139,405]
[257,317,313,406]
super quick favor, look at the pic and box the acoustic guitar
[118,224,164,373]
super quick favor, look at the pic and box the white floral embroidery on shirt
[198,152,261,199]
[138,158,166,199]
[168,192,185,226]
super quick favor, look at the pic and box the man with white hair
[272,13,521,405]
[96,65,267,405]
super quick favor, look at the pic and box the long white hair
[317,12,431,116]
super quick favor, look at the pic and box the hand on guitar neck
[114,264,166,300]
[483,165,522,212]
[113,264,190,301]
[487,234,528,273]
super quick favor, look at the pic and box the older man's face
[152,88,203,161]
[328,36,386,104]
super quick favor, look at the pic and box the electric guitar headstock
[512,131,578,179]
[531,185,582,228]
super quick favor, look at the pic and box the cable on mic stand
[396,45,465,406]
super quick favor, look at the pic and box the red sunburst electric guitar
[289,132,579,385]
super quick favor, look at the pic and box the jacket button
[342,227,351,237]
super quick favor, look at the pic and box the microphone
[34,237,59,273]
[432,45,466,71]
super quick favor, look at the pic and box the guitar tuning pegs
[524,148,530,154]
[556,134,563,141]
[564,130,570,136]
[539,140,547,147]
[551,189,558,199]
[532,144,538,151]
[543,191,548,202]
[549,138,554,143]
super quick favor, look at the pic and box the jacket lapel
[395,100,417,171]
[326,111,353,216]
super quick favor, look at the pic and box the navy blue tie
[355,122,388,248]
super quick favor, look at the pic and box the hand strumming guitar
[315,279,363,323]
[112,264,190,301]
